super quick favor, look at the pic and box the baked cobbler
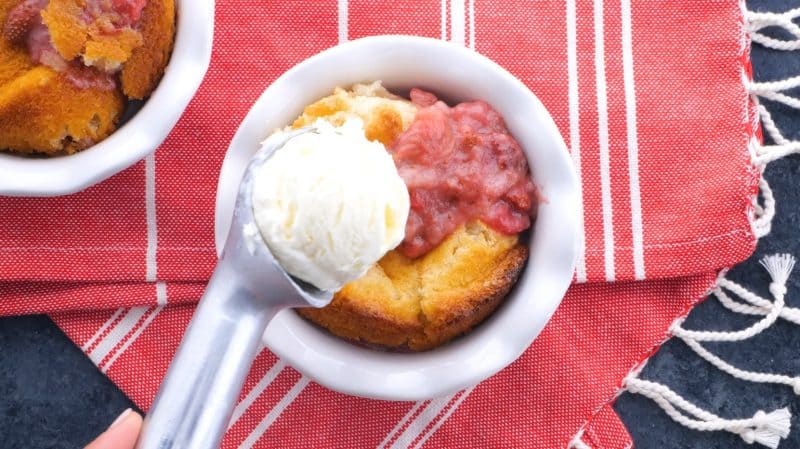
[0,0,175,155]
[296,82,537,351]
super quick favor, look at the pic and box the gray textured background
[0,0,799,447]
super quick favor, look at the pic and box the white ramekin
[0,0,214,196]
[215,35,579,401]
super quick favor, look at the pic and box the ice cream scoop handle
[134,261,279,449]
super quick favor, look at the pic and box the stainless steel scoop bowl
[135,127,330,449]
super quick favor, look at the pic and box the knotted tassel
[625,377,793,449]
[669,254,795,343]
[745,408,792,448]
[761,253,795,300]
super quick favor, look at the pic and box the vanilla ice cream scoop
[251,118,410,292]
[140,120,408,449]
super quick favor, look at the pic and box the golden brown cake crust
[40,0,87,60]
[298,223,528,351]
[121,0,175,100]
[291,81,417,147]
[0,66,123,154]
[43,0,146,71]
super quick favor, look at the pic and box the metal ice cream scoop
[135,127,330,449]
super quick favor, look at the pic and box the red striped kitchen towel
[0,1,763,448]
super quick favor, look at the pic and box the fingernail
[108,408,132,430]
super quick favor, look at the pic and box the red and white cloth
[0,1,762,448]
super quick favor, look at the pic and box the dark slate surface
[0,1,798,448]
[0,317,139,448]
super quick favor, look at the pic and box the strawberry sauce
[390,89,537,258]
[2,0,48,45]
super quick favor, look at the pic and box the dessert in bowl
[0,0,213,196]
[216,35,579,400]
[282,81,536,351]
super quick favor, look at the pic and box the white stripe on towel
[238,376,310,449]
[228,358,287,430]
[567,0,588,282]
[621,0,646,280]
[594,0,616,282]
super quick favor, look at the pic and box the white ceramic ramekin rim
[215,35,579,401]
[0,0,214,197]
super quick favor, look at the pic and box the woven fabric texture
[0,1,759,448]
